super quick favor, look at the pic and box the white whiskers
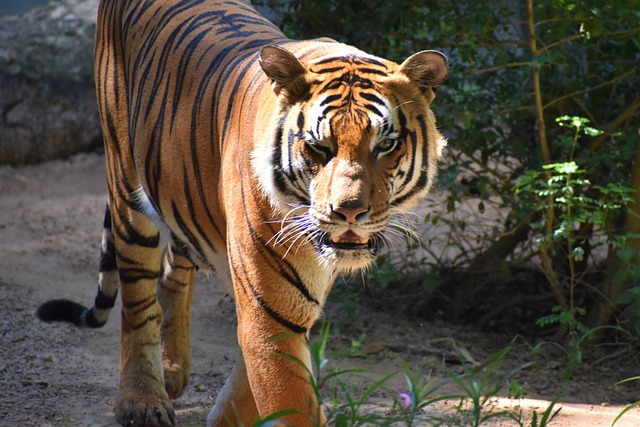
[379,209,424,252]
[266,203,321,259]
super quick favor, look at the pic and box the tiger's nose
[331,204,370,223]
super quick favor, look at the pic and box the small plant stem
[540,244,566,306]
[566,126,582,346]
[565,172,578,345]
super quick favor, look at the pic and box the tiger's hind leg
[95,2,175,425]
[108,197,175,427]
[158,241,196,399]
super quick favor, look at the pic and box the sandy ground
[1,152,639,427]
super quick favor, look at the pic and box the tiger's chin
[313,234,379,273]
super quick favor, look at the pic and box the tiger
[36,0,448,426]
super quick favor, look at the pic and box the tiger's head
[252,44,448,272]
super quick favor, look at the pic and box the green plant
[269,320,398,426]
[395,359,458,426]
[329,277,362,318]
[259,0,640,345]
[446,347,519,426]
[510,395,562,427]
[613,376,640,426]
[535,306,590,379]
[616,284,640,335]
[264,324,570,426]
[514,116,633,376]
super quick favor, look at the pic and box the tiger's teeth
[331,230,368,244]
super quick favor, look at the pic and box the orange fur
[93,0,448,425]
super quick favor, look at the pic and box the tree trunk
[588,133,640,331]
[449,220,529,322]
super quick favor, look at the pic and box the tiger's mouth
[311,226,380,270]
[321,230,374,251]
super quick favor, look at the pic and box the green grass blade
[612,401,640,426]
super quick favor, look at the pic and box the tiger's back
[97,0,285,263]
[38,0,449,426]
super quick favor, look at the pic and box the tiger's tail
[37,202,119,328]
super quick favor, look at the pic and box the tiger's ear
[259,45,310,102]
[397,50,448,93]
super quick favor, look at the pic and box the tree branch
[543,68,638,111]
[588,98,640,152]
[472,61,537,74]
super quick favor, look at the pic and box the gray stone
[0,0,101,165]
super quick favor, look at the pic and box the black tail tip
[36,299,88,326]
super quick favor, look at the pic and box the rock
[0,0,101,166]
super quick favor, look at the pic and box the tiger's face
[253,45,448,272]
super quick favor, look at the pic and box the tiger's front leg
[110,202,175,427]
[225,224,328,426]
[206,352,259,427]
[237,310,326,426]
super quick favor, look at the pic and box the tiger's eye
[376,139,399,156]
[305,139,333,161]
[378,140,395,150]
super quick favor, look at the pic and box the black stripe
[118,266,161,284]
[122,313,161,330]
[99,238,117,272]
[393,168,428,208]
[320,94,342,106]
[357,56,387,68]
[355,67,388,76]
[417,113,430,167]
[314,57,339,65]
[363,103,383,117]
[188,67,226,244]
[94,290,118,310]
[272,120,307,202]
[254,291,307,334]
[113,206,160,248]
[181,166,217,252]
[171,201,206,260]
[123,295,157,311]
[321,104,340,116]
[85,313,107,328]
[238,168,319,306]
[360,92,385,106]
[100,204,118,272]
[229,249,307,335]
[297,110,305,129]
[315,66,344,74]
[393,116,430,207]
[103,203,112,229]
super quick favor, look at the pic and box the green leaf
[617,247,634,262]
[583,126,604,136]
[613,401,640,426]
[543,161,579,175]
[572,246,585,261]
[421,276,439,293]
[555,115,590,130]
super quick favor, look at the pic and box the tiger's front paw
[115,397,176,427]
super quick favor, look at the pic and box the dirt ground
[1,152,639,427]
